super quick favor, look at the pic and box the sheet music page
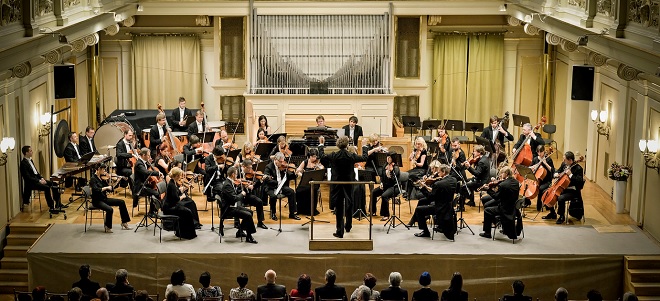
[275,175,287,195]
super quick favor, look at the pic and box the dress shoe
[479,232,492,238]
[257,222,268,229]
[332,232,343,238]
[236,230,247,238]
[289,214,301,220]
[245,235,258,244]
[219,225,225,236]
[433,226,443,233]
[104,226,113,233]
[345,226,352,233]
[121,223,132,230]
[466,201,476,207]
[271,213,278,221]
[195,224,202,230]
[414,231,430,238]
[49,209,60,214]
[380,216,389,221]
[542,212,557,220]
[556,217,565,224]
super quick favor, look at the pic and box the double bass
[157,104,184,157]
[541,156,585,207]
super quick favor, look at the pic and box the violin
[468,154,481,165]
[280,145,293,157]
[477,178,505,192]
[451,149,460,167]
[245,171,266,180]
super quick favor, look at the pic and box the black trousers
[332,184,353,235]
[536,182,552,211]
[93,198,130,228]
[134,186,160,209]
[267,186,296,216]
[549,189,581,217]
[242,194,265,223]
[409,197,433,225]
[23,180,61,208]
[223,206,256,234]
[459,179,482,205]
[370,186,398,217]
[414,204,437,232]
[483,206,506,233]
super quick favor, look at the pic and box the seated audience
[354,286,370,301]
[413,272,438,301]
[587,290,602,301]
[256,270,286,301]
[440,272,467,301]
[555,288,568,301]
[97,288,109,301]
[107,269,135,297]
[622,292,638,301]
[51,295,65,301]
[502,280,530,301]
[314,269,347,301]
[350,273,379,301]
[166,270,196,300]
[165,291,178,301]
[69,288,83,301]
[72,264,102,299]
[380,272,408,301]
[230,273,256,301]
[290,274,313,299]
[32,286,47,301]
[135,291,154,301]
[197,272,222,301]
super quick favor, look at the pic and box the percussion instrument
[95,122,134,158]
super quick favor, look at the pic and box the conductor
[318,136,367,238]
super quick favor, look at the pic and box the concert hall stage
[28,223,660,300]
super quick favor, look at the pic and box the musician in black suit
[457,145,490,209]
[256,270,287,301]
[412,164,457,239]
[448,138,467,183]
[90,164,131,232]
[115,129,137,193]
[20,146,62,213]
[512,123,545,162]
[380,272,408,301]
[206,146,230,199]
[187,110,209,137]
[172,97,193,132]
[318,136,368,238]
[264,152,299,220]
[133,148,164,209]
[481,115,514,148]
[182,135,207,177]
[79,126,97,155]
[314,269,347,301]
[531,145,555,211]
[63,132,87,188]
[543,151,584,224]
[150,113,169,157]
[220,167,258,243]
[342,116,363,146]
[164,167,198,239]
[479,166,520,238]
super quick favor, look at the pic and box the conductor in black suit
[257,270,287,301]
[318,136,368,238]
[79,126,96,155]
[187,110,209,137]
[342,116,363,146]
[479,166,520,239]
[512,123,545,161]
[412,164,457,239]
[150,113,170,157]
[315,269,347,301]
[172,97,193,132]
[20,146,62,213]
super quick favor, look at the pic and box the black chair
[202,296,223,301]
[109,292,135,301]
[492,198,525,243]
[151,197,181,242]
[218,196,243,243]
[82,186,106,232]
[14,289,31,301]
[542,124,558,157]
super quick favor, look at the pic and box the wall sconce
[590,109,610,139]
[499,4,507,12]
[0,137,16,166]
[639,139,660,173]
[39,112,55,137]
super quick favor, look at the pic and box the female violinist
[239,141,256,163]
[362,134,387,175]
[257,115,271,136]
[154,143,171,176]
[407,137,429,196]
[165,167,199,239]
[431,126,451,164]
[270,136,292,160]
[530,145,555,211]
[370,152,400,221]
[295,148,324,216]
[255,128,271,145]
[90,164,131,233]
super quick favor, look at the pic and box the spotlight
[58,35,68,44]
[577,35,588,46]
[137,4,144,12]
[499,4,507,12]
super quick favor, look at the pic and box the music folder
[186,159,199,172]
[184,116,197,127]
[300,169,326,187]
[475,136,494,154]
[268,133,287,143]
[193,132,215,143]
[255,142,276,159]
[79,152,96,165]
[512,114,531,127]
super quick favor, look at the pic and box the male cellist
[511,123,545,163]
[542,151,584,224]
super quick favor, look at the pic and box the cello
[511,116,546,168]
[530,146,554,181]
[541,156,585,207]
[157,104,184,157]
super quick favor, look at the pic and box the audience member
[135,291,153,301]
[32,286,47,301]
[69,287,83,301]
[73,264,102,298]
[314,269,347,301]
[165,291,178,301]
[440,272,467,301]
[622,292,638,301]
[257,270,286,301]
[587,290,602,301]
[107,269,135,296]
[97,288,109,301]
[196,271,222,301]
[230,273,256,301]
[380,272,408,301]
[16,293,31,301]
[166,270,196,300]
[50,295,65,301]
[355,286,371,301]
[290,274,314,299]
[413,272,438,301]
[350,273,379,301]
[555,288,568,301]
[501,280,530,301]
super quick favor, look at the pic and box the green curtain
[431,35,468,120]
[466,34,504,123]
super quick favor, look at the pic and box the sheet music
[275,175,287,195]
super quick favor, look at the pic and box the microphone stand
[383,163,410,234]
[450,156,474,235]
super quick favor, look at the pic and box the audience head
[199,271,212,288]
[237,273,249,288]
[115,269,129,284]
[512,280,525,295]
[68,288,83,301]
[325,269,337,285]
[297,274,312,294]
[587,290,602,301]
[555,287,568,301]
[165,291,178,301]
[170,269,186,286]
[363,273,377,289]
[96,288,109,301]
[50,295,65,301]
[265,270,277,284]
[135,290,152,301]
[449,272,463,291]
[79,264,91,279]
[389,272,402,287]
[32,286,46,301]
[622,292,638,301]
[419,272,431,287]
[356,286,371,301]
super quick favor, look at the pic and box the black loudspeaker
[54,64,76,99]
[571,65,595,101]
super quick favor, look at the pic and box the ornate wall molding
[70,39,86,52]
[560,39,579,51]
[507,15,522,26]
[628,0,659,29]
[0,0,22,26]
[44,49,61,64]
[588,52,609,66]
[83,32,99,45]
[104,23,119,35]
[545,32,562,45]
[122,16,134,27]
[523,23,540,35]
[12,62,32,78]
[617,64,642,81]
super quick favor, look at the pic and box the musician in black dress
[187,110,209,136]
[531,145,554,211]
[172,97,193,132]
[20,146,62,213]
[79,126,97,155]
[295,148,324,216]
[412,164,457,239]
[342,116,363,146]
[407,137,429,188]
[165,167,197,239]
[182,135,207,177]
[205,146,229,199]
[154,143,171,176]
[150,113,169,157]
[90,164,131,232]
[479,166,520,238]
[115,130,137,195]
[512,123,545,162]
[543,151,584,224]
[362,134,387,174]
[370,152,399,221]
[458,145,490,210]
[264,152,299,220]
[221,167,258,243]
[133,148,164,209]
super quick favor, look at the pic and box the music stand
[300,169,328,226]
[185,116,197,127]
[226,149,240,161]
[374,152,388,169]
[464,122,484,153]
[79,152,95,165]
[268,133,287,143]
[422,119,443,137]
[185,159,199,173]
[512,114,531,127]
[193,132,215,143]
[289,141,307,157]
[401,116,421,142]
[355,169,376,221]
[255,142,276,160]
[475,136,494,154]
[444,119,464,133]
[256,161,269,173]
